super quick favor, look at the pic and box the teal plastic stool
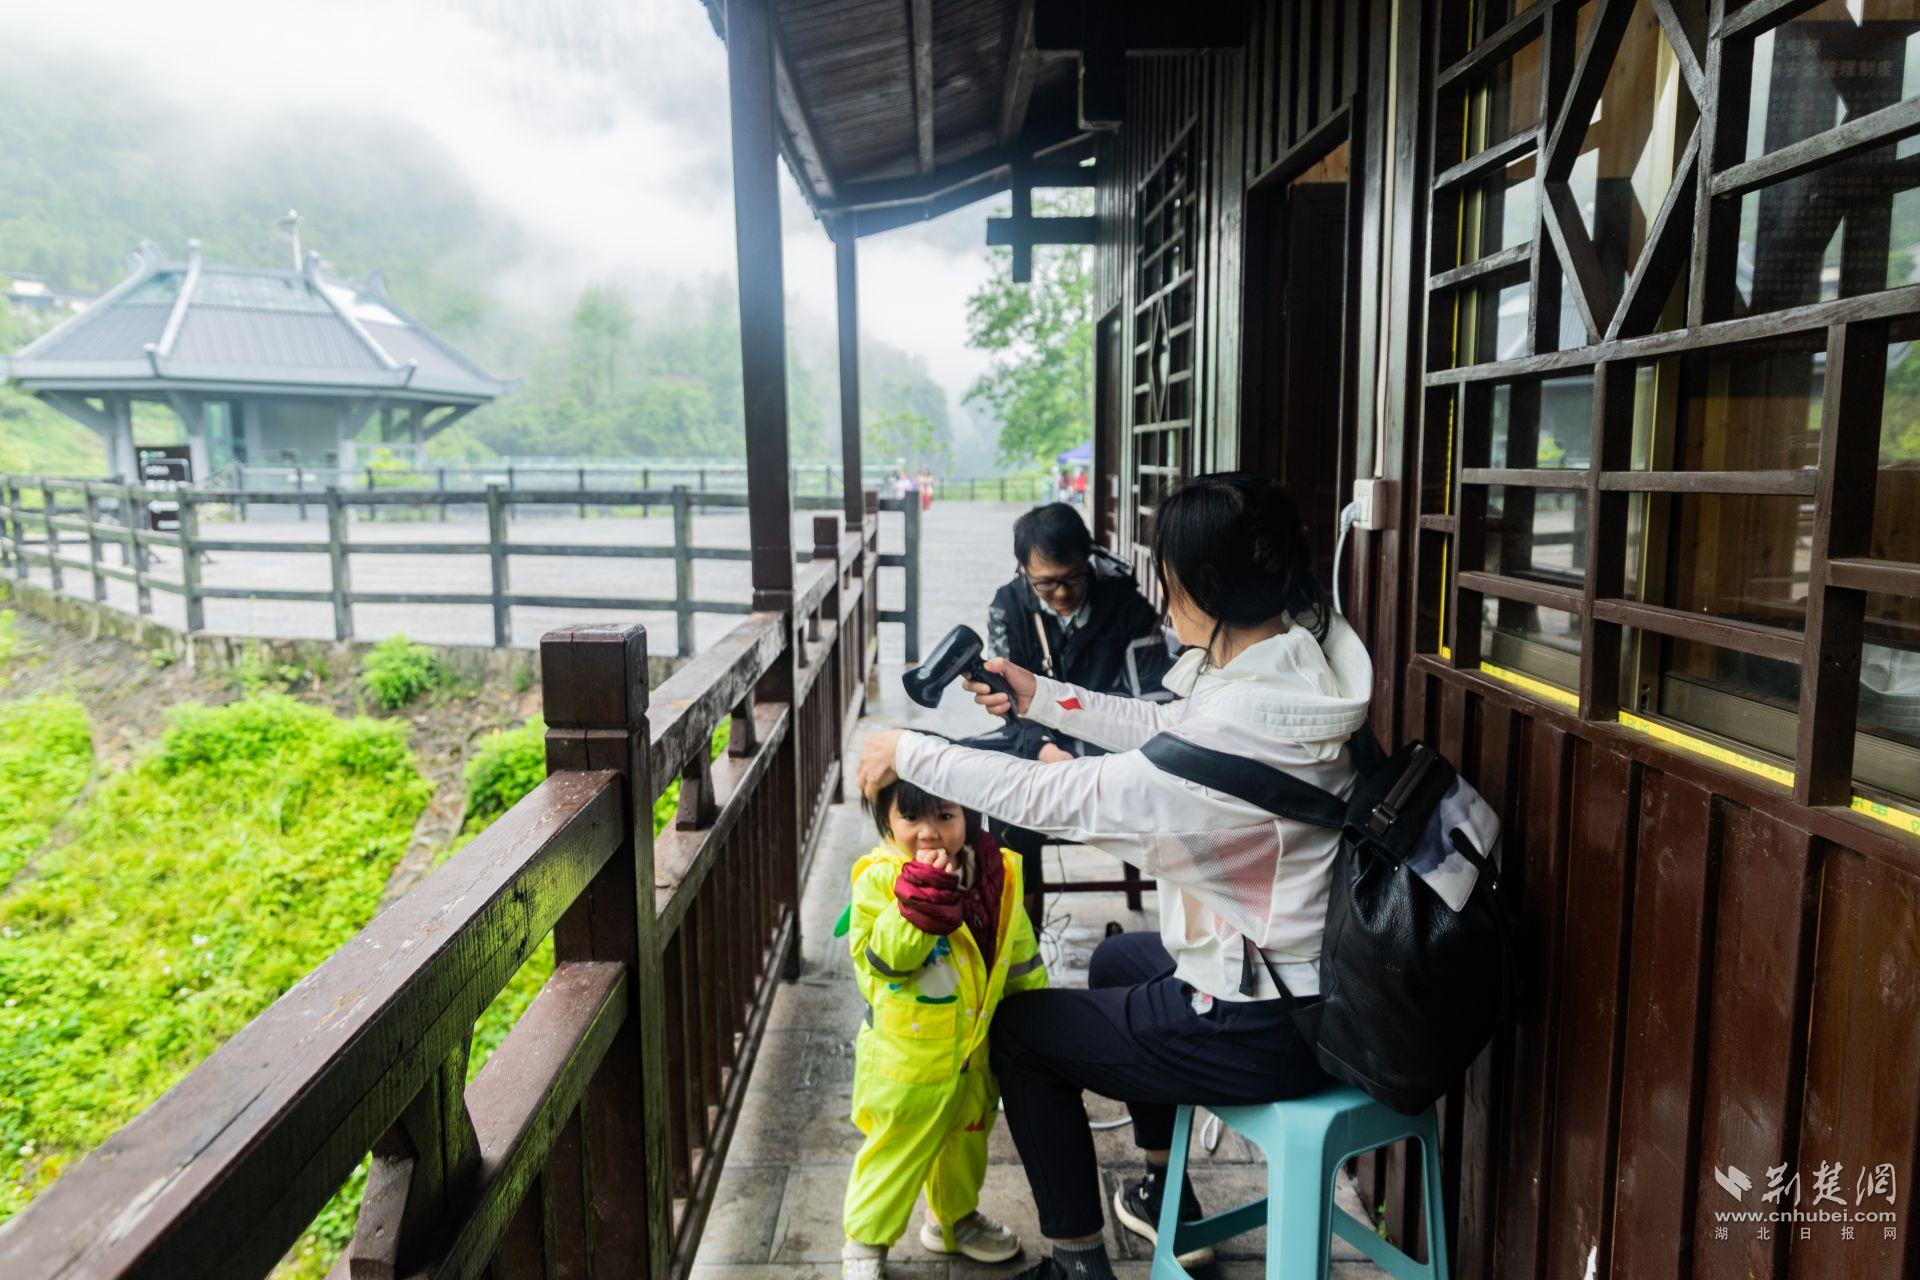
[1150,1085,1448,1280]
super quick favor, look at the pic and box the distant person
[886,470,906,501]
[961,503,1175,856]
[918,468,934,511]
[1071,470,1088,506]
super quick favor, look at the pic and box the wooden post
[294,466,307,522]
[83,485,105,602]
[901,491,923,664]
[865,489,882,697]
[541,623,670,1279]
[127,485,152,617]
[487,484,511,649]
[814,514,846,800]
[728,0,801,980]
[836,226,865,534]
[40,481,62,592]
[671,486,695,659]
[6,477,24,582]
[438,467,448,523]
[727,0,794,612]
[506,465,516,522]
[326,487,352,641]
[578,465,588,519]
[364,468,376,522]
[178,492,204,634]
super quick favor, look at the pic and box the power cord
[1332,499,1361,617]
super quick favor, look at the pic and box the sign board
[137,445,191,532]
[137,445,192,487]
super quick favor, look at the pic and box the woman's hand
[912,847,957,875]
[856,728,905,797]
[1036,742,1073,764]
[962,657,1037,717]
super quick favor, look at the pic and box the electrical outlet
[1351,478,1394,531]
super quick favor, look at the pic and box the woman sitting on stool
[857,472,1372,1280]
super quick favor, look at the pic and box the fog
[7,0,1011,447]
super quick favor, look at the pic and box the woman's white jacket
[893,615,1373,1002]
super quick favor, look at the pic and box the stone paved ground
[692,504,1389,1279]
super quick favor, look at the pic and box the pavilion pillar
[835,224,863,531]
[171,395,211,482]
[410,405,427,464]
[726,0,793,610]
[108,398,137,483]
[334,404,357,472]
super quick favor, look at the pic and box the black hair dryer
[902,624,1019,719]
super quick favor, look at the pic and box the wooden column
[541,624,670,1279]
[728,0,805,983]
[835,225,864,533]
[726,0,794,613]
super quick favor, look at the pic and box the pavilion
[1,239,517,482]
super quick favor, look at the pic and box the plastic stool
[1151,1085,1448,1280]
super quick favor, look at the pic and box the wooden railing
[0,512,882,1279]
[0,475,918,658]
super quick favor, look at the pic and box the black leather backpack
[1141,728,1511,1115]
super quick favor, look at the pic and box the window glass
[1565,0,1699,307]
[1482,597,1581,687]
[1674,345,1826,472]
[1459,153,1537,264]
[1744,2,1920,163]
[1476,485,1586,583]
[1452,279,1530,366]
[1490,373,1594,467]
[1464,39,1543,158]
[1733,141,1920,312]
[1662,493,1813,630]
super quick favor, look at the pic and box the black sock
[1052,1238,1119,1280]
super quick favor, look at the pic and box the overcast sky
[9,0,1008,426]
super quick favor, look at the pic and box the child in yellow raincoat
[836,776,1048,1279]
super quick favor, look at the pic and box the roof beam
[998,0,1038,144]
[773,31,835,201]
[909,0,935,172]
[986,215,1097,246]
[154,240,203,360]
[1034,0,1250,53]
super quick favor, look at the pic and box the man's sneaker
[1112,1166,1215,1267]
[841,1239,886,1279]
[919,1209,1022,1262]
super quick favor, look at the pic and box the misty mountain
[0,47,953,467]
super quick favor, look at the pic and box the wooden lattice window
[1415,0,1920,823]
[1131,127,1199,558]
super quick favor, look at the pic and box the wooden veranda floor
[692,647,1391,1275]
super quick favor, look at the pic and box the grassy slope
[0,694,431,1219]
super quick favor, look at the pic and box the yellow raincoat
[838,840,1048,1247]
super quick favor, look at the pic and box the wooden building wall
[1093,2,1920,1276]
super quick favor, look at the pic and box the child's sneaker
[842,1239,887,1279]
[919,1209,1022,1262]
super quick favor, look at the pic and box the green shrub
[463,718,548,831]
[0,693,430,1221]
[361,635,444,710]
[0,693,92,885]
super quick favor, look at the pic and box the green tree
[963,197,1094,469]
[863,408,948,473]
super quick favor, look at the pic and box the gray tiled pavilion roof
[3,241,516,405]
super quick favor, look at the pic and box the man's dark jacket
[980,548,1175,758]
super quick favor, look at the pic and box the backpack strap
[1139,732,1347,829]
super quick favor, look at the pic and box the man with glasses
[962,504,1175,855]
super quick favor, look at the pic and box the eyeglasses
[1025,566,1090,596]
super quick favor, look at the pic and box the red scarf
[893,833,1006,970]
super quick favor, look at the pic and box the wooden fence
[0,512,880,1279]
[0,476,921,659]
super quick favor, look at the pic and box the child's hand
[912,847,957,875]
